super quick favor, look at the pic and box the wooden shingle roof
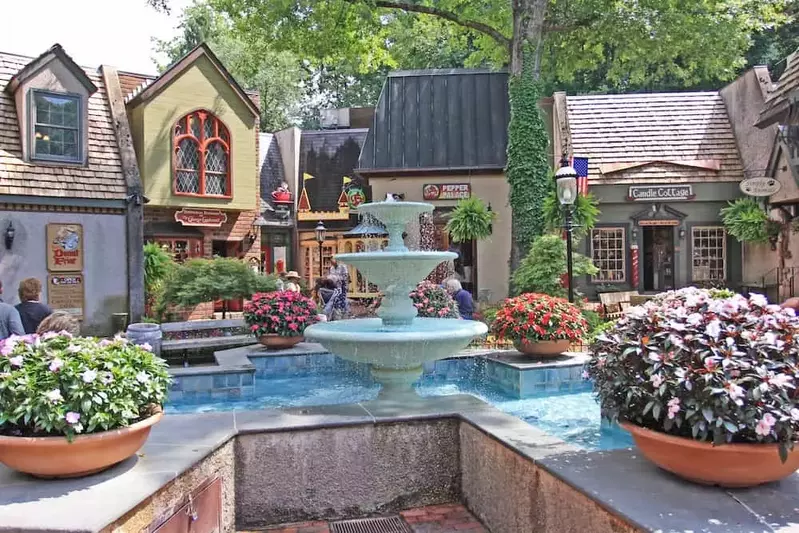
[566,92,744,184]
[0,51,127,200]
[757,49,799,127]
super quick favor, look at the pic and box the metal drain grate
[329,516,411,533]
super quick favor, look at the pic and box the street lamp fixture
[315,220,327,278]
[555,158,579,303]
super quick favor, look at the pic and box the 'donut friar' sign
[46,223,83,272]
[627,185,694,202]
[174,208,228,227]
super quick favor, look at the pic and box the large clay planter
[621,421,799,488]
[0,412,163,478]
[514,338,570,358]
[259,334,304,350]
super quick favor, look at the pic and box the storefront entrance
[212,240,244,313]
[642,226,675,292]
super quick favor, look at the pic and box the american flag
[571,157,589,195]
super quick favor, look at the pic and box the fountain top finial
[385,193,396,202]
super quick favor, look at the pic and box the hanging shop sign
[638,219,681,227]
[174,208,228,227]
[47,273,84,319]
[739,177,781,197]
[46,223,83,272]
[627,185,694,202]
[347,188,367,208]
[422,183,471,201]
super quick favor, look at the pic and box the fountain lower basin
[304,318,487,396]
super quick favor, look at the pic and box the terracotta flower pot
[259,334,304,350]
[513,338,570,358]
[0,412,163,479]
[620,421,799,488]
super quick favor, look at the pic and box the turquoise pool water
[167,356,632,451]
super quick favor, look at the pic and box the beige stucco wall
[369,174,511,302]
[14,57,91,163]
[129,54,258,211]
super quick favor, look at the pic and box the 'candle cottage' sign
[627,185,694,202]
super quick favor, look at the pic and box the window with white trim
[31,90,82,162]
[691,226,726,281]
[591,227,626,282]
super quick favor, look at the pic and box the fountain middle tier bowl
[303,318,488,369]
[335,251,457,288]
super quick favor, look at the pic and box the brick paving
[241,503,487,533]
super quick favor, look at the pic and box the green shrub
[445,197,496,243]
[512,234,598,297]
[543,190,600,239]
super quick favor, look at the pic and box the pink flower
[726,382,745,404]
[768,373,793,389]
[49,358,64,372]
[65,412,80,424]
[1,338,18,356]
[650,374,665,388]
[140,342,153,352]
[704,357,717,371]
[667,398,680,419]
[755,413,776,437]
[288,323,299,331]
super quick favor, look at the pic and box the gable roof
[4,44,97,95]
[757,49,799,127]
[0,51,126,200]
[358,69,509,174]
[565,91,744,183]
[124,43,259,117]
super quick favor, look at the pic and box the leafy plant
[159,258,278,319]
[445,197,496,243]
[410,281,460,318]
[492,293,588,344]
[720,198,779,243]
[0,333,170,441]
[543,189,601,239]
[586,287,799,461]
[244,291,319,337]
[512,234,598,297]
[143,243,174,320]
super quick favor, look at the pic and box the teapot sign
[739,177,781,197]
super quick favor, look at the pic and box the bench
[598,290,640,320]
[160,318,256,364]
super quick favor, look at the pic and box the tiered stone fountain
[304,197,488,397]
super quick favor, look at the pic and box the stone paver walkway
[243,504,487,533]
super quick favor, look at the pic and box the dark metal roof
[299,129,369,215]
[358,69,509,174]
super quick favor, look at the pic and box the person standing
[445,278,474,320]
[284,271,302,293]
[329,258,350,316]
[0,302,24,340]
[16,278,52,334]
[275,271,287,291]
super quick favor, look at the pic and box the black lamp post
[555,158,579,303]
[315,220,326,278]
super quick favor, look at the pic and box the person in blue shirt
[445,278,474,320]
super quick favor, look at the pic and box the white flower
[140,342,152,352]
[113,335,129,345]
[101,372,114,385]
[8,355,23,367]
[749,293,768,307]
[686,313,703,327]
[791,408,799,422]
[67,344,82,354]
[65,412,80,424]
[0,372,11,379]
[762,332,778,346]
[705,320,722,340]
[81,369,97,383]
[40,331,59,341]
[667,398,680,419]
[135,371,150,384]
[769,373,793,388]
[626,306,647,320]
[45,389,63,403]
[755,413,776,437]
[49,358,64,372]
[650,374,665,388]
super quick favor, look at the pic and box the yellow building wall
[129,55,257,210]
[369,174,512,302]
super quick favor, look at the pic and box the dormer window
[173,110,231,197]
[31,90,82,163]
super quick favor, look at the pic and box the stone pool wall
[102,441,236,532]
[234,419,460,528]
[460,424,639,533]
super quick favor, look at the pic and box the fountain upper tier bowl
[334,251,456,288]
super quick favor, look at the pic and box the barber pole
[631,244,640,288]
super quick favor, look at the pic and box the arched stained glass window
[173,110,230,196]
